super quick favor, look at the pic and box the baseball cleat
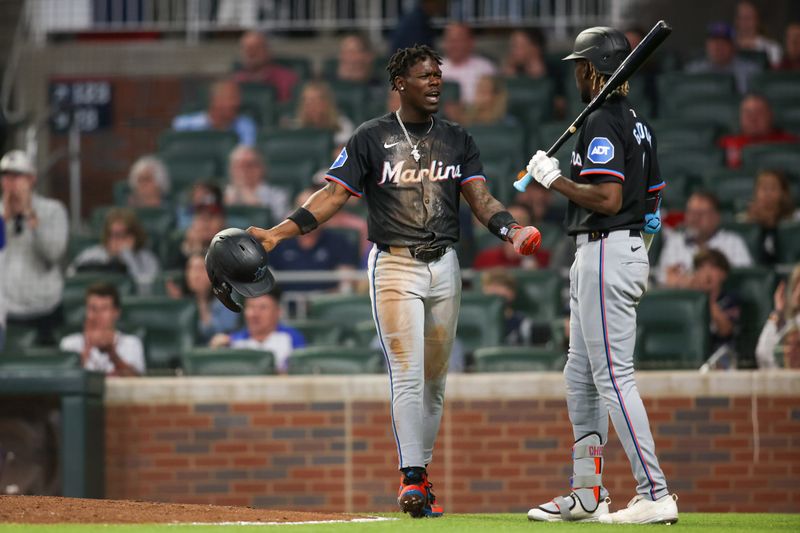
[422,475,443,517]
[397,477,427,518]
[527,493,610,522]
[598,493,679,524]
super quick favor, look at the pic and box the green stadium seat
[440,81,460,106]
[329,80,370,124]
[720,221,762,263]
[657,73,737,116]
[160,153,220,189]
[287,345,383,375]
[283,319,344,346]
[181,348,275,376]
[703,169,754,213]
[225,205,273,230]
[150,269,185,297]
[268,159,318,196]
[536,221,567,254]
[456,292,504,353]
[239,83,278,128]
[482,158,514,205]
[658,147,725,180]
[0,350,81,370]
[508,269,563,320]
[651,119,718,150]
[309,294,373,327]
[505,77,555,125]
[736,50,770,69]
[776,220,800,264]
[66,232,100,264]
[0,326,38,355]
[530,122,575,176]
[122,297,197,370]
[62,272,135,314]
[350,319,378,346]
[741,144,800,177]
[157,130,239,175]
[635,289,710,369]
[274,56,313,82]
[672,96,740,134]
[89,205,175,245]
[259,128,334,169]
[751,71,800,102]
[472,346,565,372]
[658,174,695,211]
[468,124,526,166]
[724,267,776,368]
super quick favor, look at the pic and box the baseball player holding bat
[247,44,541,518]
[522,27,678,524]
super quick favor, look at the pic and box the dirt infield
[0,495,370,524]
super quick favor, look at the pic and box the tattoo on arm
[462,180,507,226]
[303,181,351,225]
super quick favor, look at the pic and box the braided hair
[386,44,442,91]
[587,61,630,97]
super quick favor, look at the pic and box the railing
[27,0,633,43]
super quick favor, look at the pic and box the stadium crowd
[1,0,799,375]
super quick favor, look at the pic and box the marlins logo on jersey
[379,160,462,185]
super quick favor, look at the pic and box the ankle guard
[571,432,604,511]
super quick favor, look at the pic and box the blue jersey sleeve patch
[330,147,348,169]
[587,137,615,165]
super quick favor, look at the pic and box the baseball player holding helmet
[247,44,540,518]
[525,27,678,524]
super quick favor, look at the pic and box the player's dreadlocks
[386,44,443,91]
[587,62,630,97]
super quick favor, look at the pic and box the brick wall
[104,373,800,513]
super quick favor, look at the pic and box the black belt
[575,229,640,243]
[376,243,449,263]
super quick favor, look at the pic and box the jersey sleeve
[458,132,486,186]
[579,113,626,184]
[324,128,370,197]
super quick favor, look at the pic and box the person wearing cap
[0,150,69,346]
[685,21,762,94]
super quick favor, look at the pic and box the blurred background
[0,0,799,512]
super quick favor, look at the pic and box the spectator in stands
[0,218,5,351]
[283,81,354,146]
[480,268,533,346]
[60,282,145,376]
[224,145,290,219]
[658,191,752,286]
[172,79,256,146]
[516,178,565,225]
[177,184,226,269]
[756,264,800,368]
[447,75,516,127]
[440,22,497,105]
[69,208,160,295]
[232,31,299,104]
[165,252,239,344]
[337,33,380,88]
[209,288,305,374]
[734,1,782,67]
[389,0,444,53]
[738,169,799,263]
[778,22,800,70]
[718,93,797,167]
[689,249,741,366]
[127,155,170,208]
[474,203,545,269]
[177,181,221,231]
[0,150,68,345]
[501,28,565,117]
[685,21,762,94]
[268,188,359,292]
[776,322,800,369]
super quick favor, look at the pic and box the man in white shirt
[223,145,290,219]
[440,22,497,104]
[60,283,145,376]
[657,191,753,286]
[209,288,305,373]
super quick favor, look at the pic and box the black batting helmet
[205,228,275,312]
[563,26,631,75]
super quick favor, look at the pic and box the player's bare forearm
[249,182,350,251]
[461,179,507,227]
[551,177,622,216]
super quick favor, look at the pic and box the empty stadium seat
[468,124,526,168]
[0,350,81,370]
[239,83,278,128]
[0,326,38,355]
[481,158,514,205]
[122,297,197,370]
[658,147,725,180]
[672,96,740,134]
[267,159,318,197]
[657,72,737,116]
[181,348,275,376]
[472,346,565,372]
[651,119,718,150]
[225,205,273,230]
[456,292,504,353]
[505,77,555,125]
[309,293,373,327]
[160,153,220,189]
[287,345,383,375]
[776,220,800,264]
[440,81,460,106]
[259,128,333,169]
[751,71,800,102]
[274,56,313,82]
[350,319,378,346]
[283,319,343,346]
[741,144,800,177]
[507,269,563,320]
[703,169,754,213]
[157,130,239,176]
[150,269,185,297]
[724,267,776,368]
[329,80,370,124]
[530,122,575,175]
[635,289,710,369]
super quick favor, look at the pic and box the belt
[575,229,640,243]
[376,243,448,263]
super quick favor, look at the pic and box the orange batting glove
[511,225,542,256]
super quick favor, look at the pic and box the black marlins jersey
[325,112,485,247]
[565,95,664,235]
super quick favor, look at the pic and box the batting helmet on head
[205,228,275,312]
[563,26,631,75]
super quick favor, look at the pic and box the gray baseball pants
[368,245,461,469]
[566,229,669,501]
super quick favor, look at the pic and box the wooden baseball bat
[514,20,673,192]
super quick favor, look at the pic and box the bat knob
[513,173,533,192]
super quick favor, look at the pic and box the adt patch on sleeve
[587,137,615,165]
[330,147,348,169]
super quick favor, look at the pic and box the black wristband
[487,211,519,242]
[287,207,319,235]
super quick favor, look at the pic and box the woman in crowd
[127,155,170,208]
[69,208,161,294]
[756,264,800,368]
[738,169,798,264]
[284,80,354,146]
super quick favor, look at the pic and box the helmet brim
[562,52,585,61]
[229,268,275,298]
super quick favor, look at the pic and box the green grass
[1,514,799,533]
